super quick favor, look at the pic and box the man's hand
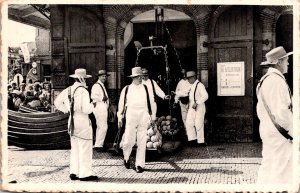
[118,120,123,129]
[164,95,171,100]
[103,96,108,102]
[172,102,178,109]
[192,103,197,110]
[150,119,156,126]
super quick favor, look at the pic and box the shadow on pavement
[147,167,243,175]
[98,176,189,183]
[24,166,67,177]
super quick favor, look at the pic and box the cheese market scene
[4,4,296,191]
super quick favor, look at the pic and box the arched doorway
[124,8,197,116]
[208,6,254,142]
[276,13,293,92]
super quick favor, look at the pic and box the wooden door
[65,6,105,86]
[208,6,254,142]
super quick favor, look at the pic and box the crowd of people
[8,79,52,111]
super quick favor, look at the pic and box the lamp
[262,39,269,46]
[202,41,209,48]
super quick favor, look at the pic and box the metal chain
[163,22,183,71]
[164,46,172,115]
[135,49,141,67]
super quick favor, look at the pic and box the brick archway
[259,6,292,56]
[102,5,213,102]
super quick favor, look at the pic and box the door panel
[65,6,105,86]
[214,6,252,41]
[209,6,254,142]
[212,42,253,115]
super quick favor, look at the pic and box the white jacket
[256,67,293,138]
[117,83,156,121]
[174,79,191,103]
[91,80,109,106]
[54,82,94,139]
[142,79,166,100]
[189,80,208,105]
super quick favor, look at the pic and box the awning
[8,4,50,29]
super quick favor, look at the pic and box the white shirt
[174,79,192,103]
[54,82,94,115]
[117,83,156,120]
[189,80,208,105]
[91,80,109,105]
[256,67,293,136]
[142,79,166,101]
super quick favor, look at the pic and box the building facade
[48,5,293,143]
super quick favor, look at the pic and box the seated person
[11,90,22,111]
[24,85,41,107]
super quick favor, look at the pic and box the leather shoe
[135,166,144,173]
[124,160,130,169]
[79,175,99,181]
[69,174,79,180]
[196,143,206,147]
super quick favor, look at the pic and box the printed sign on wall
[217,61,245,96]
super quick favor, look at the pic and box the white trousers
[153,101,157,118]
[70,136,93,178]
[179,102,189,128]
[257,122,293,184]
[122,107,150,167]
[93,102,108,147]
[185,103,205,143]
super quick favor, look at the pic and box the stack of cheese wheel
[158,115,180,136]
[146,122,163,149]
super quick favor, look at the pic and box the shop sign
[217,61,245,96]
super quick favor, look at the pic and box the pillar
[103,16,118,105]
[195,14,210,87]
[49,5,66,104]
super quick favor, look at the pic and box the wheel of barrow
[161,141,181,153]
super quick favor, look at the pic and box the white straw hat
[141,68,149,75]
[186,71,196,78]
[261,46,293,65]
[128,67,143,77]
[98,70,110,76]
[69,68,92,79]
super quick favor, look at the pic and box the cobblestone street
[6,143,262,185]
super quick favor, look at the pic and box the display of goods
[146,115,181,150]
[146,122,162,149]
[157,115,180,136]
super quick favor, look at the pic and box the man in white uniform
[256,46,293,184]
[117,67,156,173]
[173,69,192,128]
[91,70,110,151]
[54,68,98,181]
[141,68,170,118]
[185,71,208,146]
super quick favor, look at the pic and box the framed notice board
[217,61,245,96]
